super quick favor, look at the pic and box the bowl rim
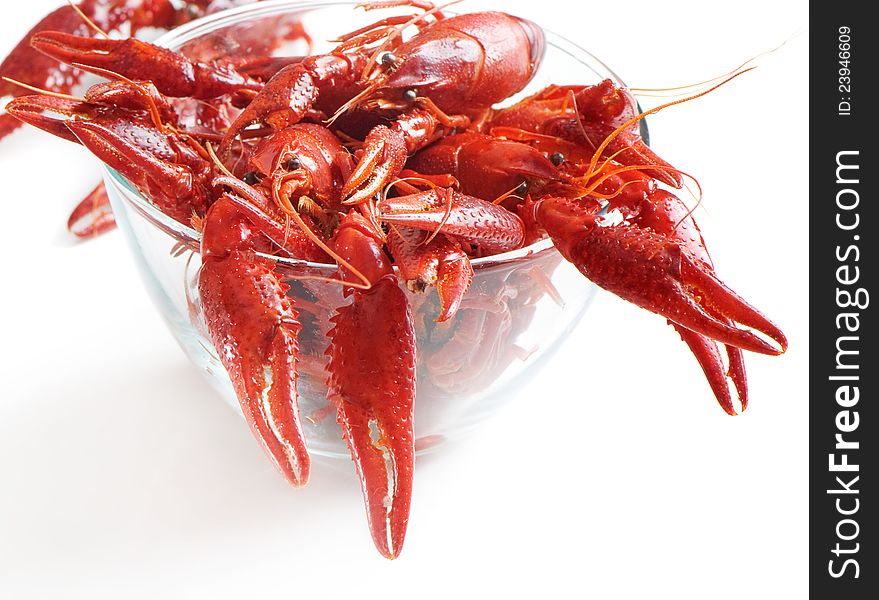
[102,0,635,270]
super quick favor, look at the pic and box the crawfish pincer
[378,187,526,322]
[0,0,184,140]
[327,210,417,559]
[526,191,788,413]
[198,194,312,485]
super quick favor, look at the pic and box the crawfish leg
[68,182,116,238]
[380,188,526,254]
[387,225,473,322]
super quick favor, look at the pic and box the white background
[0,1,808,598]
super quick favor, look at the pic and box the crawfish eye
[549,151,565,166]
[285,157,302,170]
[242,171,261,185]
[515,181,528,196]
[379,51,397,68]
[403,88,417,102]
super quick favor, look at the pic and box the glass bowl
[101,0,636,458]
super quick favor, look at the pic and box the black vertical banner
[810,4,876,597]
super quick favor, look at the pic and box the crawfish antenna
[205,142,236,179]
[629,39,792,98]
[1,76,82,101]
[328,78,384,124]
[582,68,756,185]
[358,1,458,79]
[330,0,458,122]
[66,1,110,39]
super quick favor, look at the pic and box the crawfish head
[345,12,544,118]
[245,123,353,210]
[572,79,640,131]
[566,80,683,188]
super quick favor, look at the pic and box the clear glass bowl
[102,0,636,457]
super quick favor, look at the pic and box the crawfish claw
[327,212,416,558]
[387,226,473,322]
[328,279,416,559]
[199,197,311,487]
[4,95,87,143]
[219,61,319,153]
[676,253,787,354]
[30,31,259,99]
[672,322,748,415]
[342,125,408,204]
[535,195,787,354]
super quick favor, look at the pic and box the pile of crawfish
[1,0,788,558]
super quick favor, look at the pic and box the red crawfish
[0,0,301,237]
[389,126,788,414]
[0,0,186,236]
[218,3,545,205]
[337,6,545,204]
[488,81,684,188]
[6,79,217,223]
[487,78,788,413]
[0,1,256,141]
[211,126,420,559]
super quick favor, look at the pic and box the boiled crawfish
[3,0,788,560]
[0,0,293,236]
